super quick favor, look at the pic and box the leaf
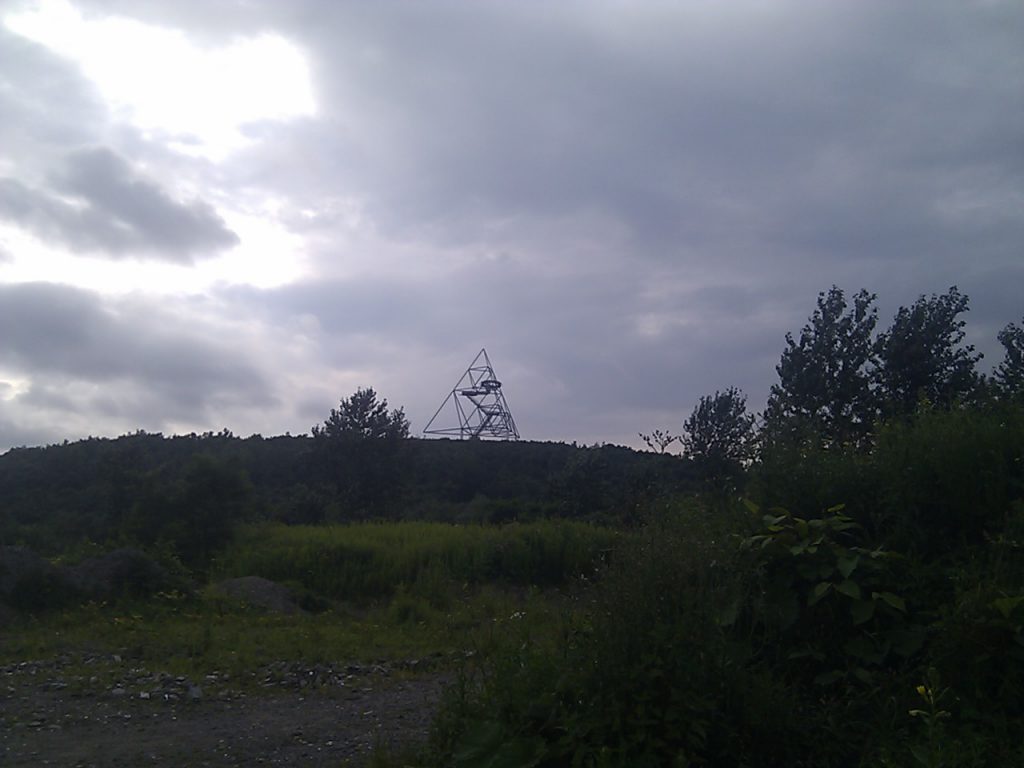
[991,596,1024,619]
[850,599,875,625]
[808,581,832,606]
[852,667,874,685]
[837,555,859,579]
[836,580,862,600]
[742,498,760,515]
[873,592,906,612]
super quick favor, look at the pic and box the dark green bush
[429,506,820,768]
[754,402,1024,555]
[871,403,1024,553]
[6,570,80,612]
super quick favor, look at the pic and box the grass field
[213,519,621,602]
[2,520,619,685]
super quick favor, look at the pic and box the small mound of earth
[212,576,306,614]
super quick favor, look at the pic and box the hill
[0,432,694,556]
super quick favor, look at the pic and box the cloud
[0,24,107,161]
[0,147,238,262]
[0,282,277,448]
[2,1,1022,451]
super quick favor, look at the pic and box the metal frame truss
[423,348,520,440]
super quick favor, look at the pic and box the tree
[994,318,1024,398]
[311,387,410,518]
[312,387,410,441]
[639,428,679,454]
[682,387,755,488]
[764,287,878,447]
[874,286,982,415]
[123,454,252,564]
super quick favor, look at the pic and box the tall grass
[214,520,620,602]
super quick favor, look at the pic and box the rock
[210,576,307,615]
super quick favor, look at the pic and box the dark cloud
[0,282,276,445]
[0,26,107,157]
[197,1,1024,267]
[0,148,238,261]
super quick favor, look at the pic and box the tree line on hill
[0,423,694,562]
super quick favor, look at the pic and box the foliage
[752,430,876,525]
[764,286,879,448]
[994,317,1024,398]
[638,428,679,454]
[738,504,922,688]
[123,453,253,565]
[214,520,620,602]
[311,387,411,518]
[870,401,1024,553]
[426,506,817,768]
[312,386,410,441]
[682,386,755,490]
[755,400,1024,556]
[0,581,566,685]
[0,430,694,557]
[875,286,982,416]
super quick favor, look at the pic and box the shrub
[871,403,1024,554]
[214,520,620,602]
[428,506,815,767]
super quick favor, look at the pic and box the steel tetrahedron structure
[423,349,520,440]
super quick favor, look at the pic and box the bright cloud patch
[5,0,316,159]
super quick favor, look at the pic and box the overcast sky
[1,0,1021,453]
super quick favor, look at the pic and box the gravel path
[2,655,451,766]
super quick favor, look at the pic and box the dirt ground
[1,654,451,766]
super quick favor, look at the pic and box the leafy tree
[312,386,410,441]
[994,318,1024,398]
[874,286,982,415]
[764,287,878,447]
[311,387,410,518]
[123,454,252,565]
[683,387,755,488]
